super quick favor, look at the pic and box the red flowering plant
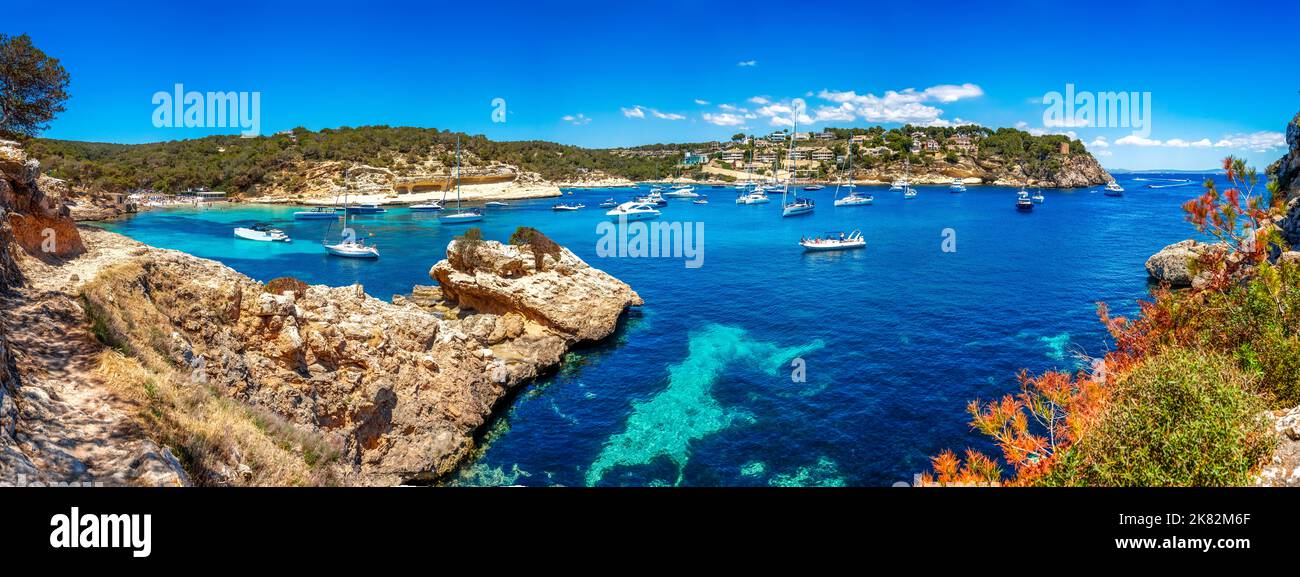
[1180,156,1283,290]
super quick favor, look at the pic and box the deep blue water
[97,174,1225,486]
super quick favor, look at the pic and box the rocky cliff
[1272,112,1300,248]
[78,231,641,485]
[853,150,1111,188]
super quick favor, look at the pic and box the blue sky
[11,0,1297,169]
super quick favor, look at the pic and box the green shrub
[508,226,560,271]
[1042,349,1273,486]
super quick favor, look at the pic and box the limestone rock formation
[80,232,641,485]
[0,139,84,257]
[432,239,644,341]
[1144,239,1223,288]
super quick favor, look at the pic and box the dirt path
[2,228,187,486]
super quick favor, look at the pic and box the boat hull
[782,205,815,217]
[440,213,484,223]
[324,243,379,258]
[234,228,290,242]
[801,240,866,251]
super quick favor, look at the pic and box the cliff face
[1273,112,1300,247]
[854,150,1111,188]
[80,234,641,485]
[0,140,85,257]
[1271,112,1300,200]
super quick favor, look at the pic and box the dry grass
[83,262,342,486]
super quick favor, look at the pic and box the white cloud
[755,98,813,127]
[813,83,983,125]
[702,112,747,126]
[920,83,984,103]
[694,99,710,105]
[737,60,757,67]
[621,105,683,121]
[649,109,685,120]
[561,113,591,125]
[1089,137,1109,148]
[1112,131,1283,152]
[1015,121,1029,129]
[748,96,770,105]
[1094,150,1113,156]
[1212,131,1286,152]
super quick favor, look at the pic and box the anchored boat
[439,136,484,224]
[606,201,661,221]
[800,230,866,252]
[234,224,291,242]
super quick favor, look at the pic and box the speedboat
[800,230,866,252]
[803,184,825,191]
[782,197,815,217]
[553,202,585,211]
[692,197,709,205]
[294,207,339,220]
[903,187,918,199]
[234,224,291,242]
[1031,191,1045,204]
[1104,180,1124,196]
[598,198,619,208]
[337,204,386,214]
[409,202,443,212]
[949,178,966,193]
[439,208,484,223]
[606,201,661,221]
[889,178,908,191]
[662,186,700,198]
[485,201,509,207]
[325,240,379,258]
[1016,189,1034,211]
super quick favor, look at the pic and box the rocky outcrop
[1144,239,1224,288]
[0,140,84,257]
[1270,112,1300,202]
[80,232,641,485]
[432,239,644,341]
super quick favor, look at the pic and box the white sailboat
[324,180,380,258]
[833,147,872,206]
[439,136,484,224]
[781,108,814,217]
[901,162,917,199]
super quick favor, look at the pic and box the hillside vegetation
[28,124,1102,196]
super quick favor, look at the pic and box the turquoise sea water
[97,175,1228,486]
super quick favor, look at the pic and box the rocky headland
[0,140,642,486]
